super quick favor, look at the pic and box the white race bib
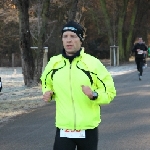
[138,50,143,54]
[60,129,85,138]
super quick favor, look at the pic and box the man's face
[62,31,82,56]
[138,38,143,43]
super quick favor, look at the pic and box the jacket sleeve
[132,44,137,53]
[40,58,54,95]
[94,60,116,105]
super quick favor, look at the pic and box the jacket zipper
[69,63,76,129]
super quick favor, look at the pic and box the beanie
[61,21,85,42]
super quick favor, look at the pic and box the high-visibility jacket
[41,48,116,130]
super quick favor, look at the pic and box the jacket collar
[62,47,84,63]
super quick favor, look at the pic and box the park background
[0,0,150,123]
[0,0,150,68]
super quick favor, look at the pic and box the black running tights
[135,58,144,76]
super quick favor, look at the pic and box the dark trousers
[53,127,98,150]
[135,58,144,76]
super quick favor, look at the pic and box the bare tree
[11,0,50,86]
[36,0,50,82]
[16,0,35,86]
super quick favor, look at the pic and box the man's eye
[63,35,67,38]
[71,35,77,38]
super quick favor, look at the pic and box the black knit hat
[61,21,85,42]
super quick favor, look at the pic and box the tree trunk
[68,0,78,21]
[125,0,138,60]
[117,0,129,61]
[36,0,50,82]
[99,0,113,45]
[17,0,34,86]
[117,16,124,60]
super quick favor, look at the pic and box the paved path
[0,62,150,150]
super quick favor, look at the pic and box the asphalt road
[0,63,150,150]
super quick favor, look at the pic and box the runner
[132,37,148,80]
[40,21,116,150]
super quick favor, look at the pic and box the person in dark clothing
[132,37,148,80]
[0,77,2,92]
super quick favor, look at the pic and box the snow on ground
[0,63,136,124]
[0,67,45,124]
[106,65,136,76]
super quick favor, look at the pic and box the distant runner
[132,37,148,80]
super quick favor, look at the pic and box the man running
[132,37,148,80]
[41,21,116,150]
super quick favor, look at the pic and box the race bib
[60,129,85,138]
[138,50,143,54]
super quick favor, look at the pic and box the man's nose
[66,37,72,42]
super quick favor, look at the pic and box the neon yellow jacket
[41,48,116,130]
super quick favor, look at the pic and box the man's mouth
[66,45,73,48]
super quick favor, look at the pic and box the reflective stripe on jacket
[40,48,116,130]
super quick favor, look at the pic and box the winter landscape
[0,62,136,124]
[0,67,45,124]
